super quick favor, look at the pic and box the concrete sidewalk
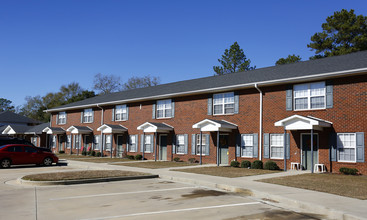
[68,160,367,220]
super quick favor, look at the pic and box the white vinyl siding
[115,105,127,121]
[156,99,172,118]
[196,134,207,155]
[241,134,253,158]
[294,82,325,110]
[213,92,234,115]
[337,133,356,162]
[83,109,93,123]
[129,135,137,152]
[176,135,185,154]
[58,112,66,124]
[270,134,284,159]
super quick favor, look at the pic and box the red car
[0,144,59,168]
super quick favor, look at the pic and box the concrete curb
[159,174,365,220]
[17,174,159,186]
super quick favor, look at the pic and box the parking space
[0,166,321,220]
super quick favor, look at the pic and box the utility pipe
[254,84,263,161]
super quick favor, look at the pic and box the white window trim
[176,134,185,155]
[213,92,235,115]
[83,108,93,123]
[129,135,137,152]
[58,112,66,125]
[294,81,326,111]
[270,134,284,160]
[115,105,127,121]
[105,135,112,151]
[144,135,152,153]
[156,99,172,119]
[241,134,253,158]
[66,135,71,149]
[196,134,207,156]
[337,133,357,163]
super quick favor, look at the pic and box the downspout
[97,104,104,157]
[254,84,263,161]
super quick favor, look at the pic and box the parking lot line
[50,186,198,201]
[80,202,261,220]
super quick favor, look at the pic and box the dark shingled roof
[47,51,367,112]
[25,123,50,134]
[0,111,41,124]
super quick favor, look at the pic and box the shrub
[339,167,359,175]
[173,157,181,162]
[188,158,196,163]
[230,161,240,167]
[135,154,143,160]
[264,160,279,170]
[91,151,96,156]
[58,151,65,154]
[96,152,101,157]
[241,160,251,168]
[82,150,87,156]
[251,160,263,169]
[127,155,135,160]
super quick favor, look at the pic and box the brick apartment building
[45,51,367,174]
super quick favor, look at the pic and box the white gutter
[45,67,367,112]
[254,84,262,161]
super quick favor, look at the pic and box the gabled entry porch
[66,126,93,155]
[275,115,332,173]
[192,119,237,166]
[137,122,173,161]
[97,124,127,158]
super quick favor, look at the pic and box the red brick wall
[50,74,367,174]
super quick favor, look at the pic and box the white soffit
[192,119,237,132]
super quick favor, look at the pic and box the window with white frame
[58,112,66,124]
[51,135,56,148]
[196,134,207,155]
[105,135,112,151]
[129,135,137,152]
[144,135,152,152]
[156,99,172,118]
[242,134,253,157]
[83,109,93,123]
[94,135,100,150]
[115,105,127,121]
[31,137,38,146]
[213,92,234,115]
[66,135,71,149]
[270,134,284,159]
[176,135,185,154]
[294,82,325,110]
[75,135,81,149]
[337,133,356,162]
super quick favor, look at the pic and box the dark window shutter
[263,133,270,158]
[172,135,176,154]
[171,100,175,118]
[236,134,241,157]
[112,108,115,121]
[56,114,59,125]
[65,113,67,124]
[92,110,94,122]
[207,96,212,115]
[356,132,364,162]
[152,104,156,119]
[234,92,239,114]
[126,135,130,152]
[191,134,196,155]
[253,133,259,158]
[140,134,144,152]
[126,106,129,120]
[329,133,337,161]
[80,111,84,123]
[286,85,293,111]
[205,134,210,155]
[286,133,290,159]
[184,134,188,154]
[149,135,154,152]
[326,80,333,109]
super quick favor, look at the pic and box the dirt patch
[181,189,227,199]
[114,161,198,169]
[57,154,132,163]
[149,196,172,200]
[262,198,279,203]
[22,170,149,181]
[259,173,367,200]
[224,210,324,220]
[233,188,253,197]
[173,166,280,178]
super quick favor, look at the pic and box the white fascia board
[45,67,367,112]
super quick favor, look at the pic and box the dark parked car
[0,144,59,168]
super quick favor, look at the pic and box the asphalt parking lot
[0,166,322,220]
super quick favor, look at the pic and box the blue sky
[1,0,366,107]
